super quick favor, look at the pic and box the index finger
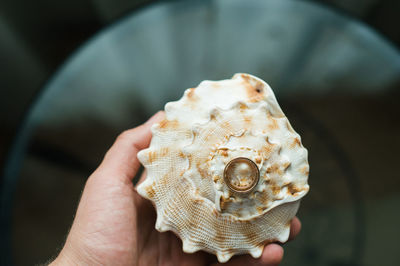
[288,216,301,241]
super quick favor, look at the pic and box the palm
[64,167,210,265]
[134,187,211,266]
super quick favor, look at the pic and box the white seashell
[137,73,309,262]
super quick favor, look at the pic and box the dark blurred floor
[1,0,400,265]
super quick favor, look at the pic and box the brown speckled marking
[219,195,234,211]
[219,197,227,211]
[290,137,301,148]
[196,161,210,179]
[254,82,264,93]
[210,112,218,121]
[241,74,251,83]
[244,116,252,124]
[256,206,264,214]
[215,225,227,244]
[282,161,291,170]
[203,132,213,141]
[159,173,169,186]
[212,208,219,217]
[287,183,302,196]
[159,119,179,130]
[243,82,264,103]
[286,220,292,227]
[186,154,193,170]
[212,175,221,183]
[241,74,265,103]
[220,121,232,131]
[186,88,196,99]
[244,227,259,244]
[268,117,279,131]
[262,171,271,182]
[256,191,269,206]
[148,151,157,164]
[300,165,309,175]
[220,149,229,157]
[262,143,275,157]
[266,163,283,175]
[241,74,264,93]
[193,197,204,204]
[232,208,243,217]
[224,248,236,258]
[179,151,185,158]
[179,202,198,231]
[188,219,197,230]
[144,183,156,198]
[269,182,281,195]
[159,147,169,157]
[255,157,262,164]
[239,102,248,111]
[226,214,235,223]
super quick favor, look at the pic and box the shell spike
[216,252,234,263]
[249,246,264,258]
[155,213,169,232]
[182,239,199,254]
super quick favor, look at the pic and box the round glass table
[2,0,400,265]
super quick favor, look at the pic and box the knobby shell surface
[137,73,309,262]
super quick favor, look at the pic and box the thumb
[96,111,165,183]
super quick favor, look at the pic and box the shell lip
[223,157,260,193]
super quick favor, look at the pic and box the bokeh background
[1,0,399,265]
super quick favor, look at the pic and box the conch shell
[137,73,309,262]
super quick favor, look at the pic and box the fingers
[288,216,301,241]
[96,111,165,182]
[259,244,284,266]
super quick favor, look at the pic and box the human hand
[50,111,302,266]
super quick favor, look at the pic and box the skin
[50,111,302,266]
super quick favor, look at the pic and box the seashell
[137,73,309,262]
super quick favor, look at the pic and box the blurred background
[1,0,399,265]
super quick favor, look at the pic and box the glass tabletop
[2,0,400,265]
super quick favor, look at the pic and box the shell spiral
[137,73,309,262]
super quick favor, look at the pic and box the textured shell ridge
[136,73,309,262]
